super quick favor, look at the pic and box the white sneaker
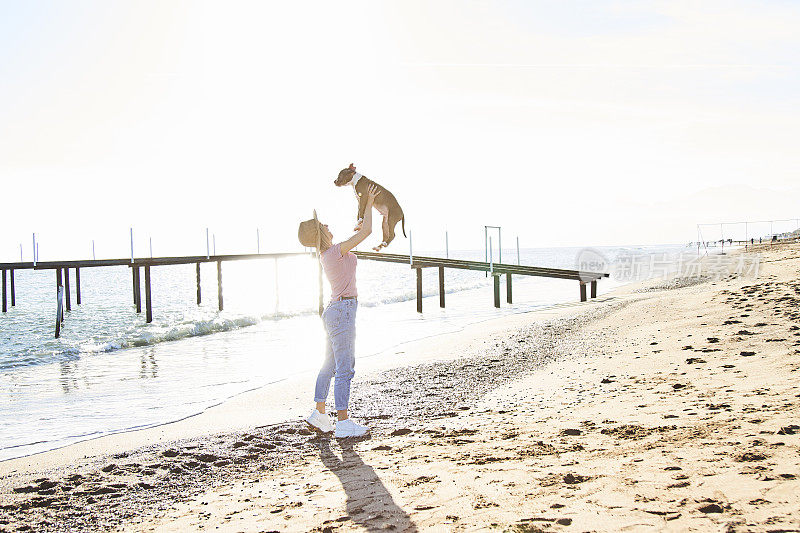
[306,409,334,434]
[334,418,369,438]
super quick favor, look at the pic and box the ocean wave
[358,277,493,307]
[1,314,277,370]
[1,273,504,369]
[85,315,265,352]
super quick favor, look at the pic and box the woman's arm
[340,184,379,255]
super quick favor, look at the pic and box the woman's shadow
[316,438,417,532]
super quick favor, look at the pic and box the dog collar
[350,172,363,188]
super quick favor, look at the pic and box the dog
[334,164,406,252]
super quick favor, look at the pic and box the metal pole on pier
[213,234,216,256]
[149,237,153,259]
[92,240,96,260]
[445,230,449,259]
[489,237,493,274]
[490,237,499,308]
[20,244,23,262]
[409,230,413,266]
[206,228,210,259]
[484,227,488,277]
[484,227,488,263]
[498,229,502,264]
[130,228,134,263]
[32,234,37,267]
[257,228,260,254]
[516,236,520,265]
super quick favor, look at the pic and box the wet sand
[1,245,799,531]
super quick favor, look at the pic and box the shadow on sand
[316,438,417,532]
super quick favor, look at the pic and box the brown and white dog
[334,164,406,252]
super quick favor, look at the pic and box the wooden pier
[1,249,608,338]
[0,253,307,337]
[353,251,609,313]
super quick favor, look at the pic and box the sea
[0,244,693,461]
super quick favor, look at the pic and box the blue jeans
[314,299,357,411]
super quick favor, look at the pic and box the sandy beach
[1,244,799,532]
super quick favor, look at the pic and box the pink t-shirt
[321,243,357,301]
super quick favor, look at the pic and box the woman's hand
[366,183,379,205]
[353,185,380,231]
[341,185,378,254]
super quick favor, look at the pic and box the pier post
[56,269,64,323]
[196,262,201,305]
[144,265,153,323]
[64,268,71,311]
[591,279,597,299]
[217,260,223,311]
[506,272,512,304]
[75,268,81,305]
[416,266,422,313]
[132,267,139,307]
[579,282,587,302]
[493,274,500,308]
[10,269,15,307]
[55,286,64,338]
[134,267,141,314]
[1,270,6,313]
[438,266,445,308]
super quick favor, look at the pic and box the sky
[1,0,799,262]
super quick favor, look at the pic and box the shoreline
[0,271,626,471]
[0,281,633,529]
[4,245,796,531]
[0,242,695,465]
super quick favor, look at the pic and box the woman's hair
[319,229,332,251]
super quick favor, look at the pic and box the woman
[297,183,379,438]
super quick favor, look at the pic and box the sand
[1,244,799,532]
